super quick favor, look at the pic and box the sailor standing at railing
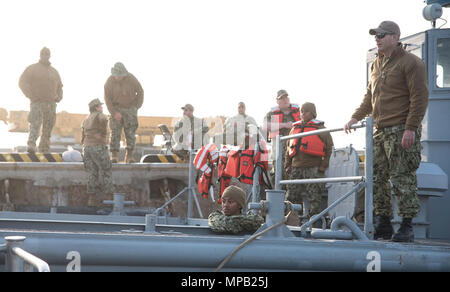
[344,21,429,242]
[262,90,301,188]
[172,104,210,161]
[223,101,257,146]
[285,102,333,225]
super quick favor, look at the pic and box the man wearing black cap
[344,21,429,242]
[172,104,210,160]
[19,47,63,153]
[82,98,115,206]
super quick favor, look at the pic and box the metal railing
[153,149,204,219]
[274,117,374,239]
[1,236,50,272]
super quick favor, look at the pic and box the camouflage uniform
[82,106,115,196]
[286,167,325,217]
[208,210,264,234]
[104,64,144,153]
[27,101,57,152]
[109,106,139,152]
[373,124,421,218]
[83,145,115,195]
[19,48,63,153]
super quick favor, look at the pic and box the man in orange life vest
[284,102,333,220]
[262,89,301,186]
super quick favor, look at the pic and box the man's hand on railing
[344,118,359,134]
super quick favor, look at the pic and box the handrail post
[275,135,282,191]
[187,149,195,219]
[364,117,374,239]
[5,236,26,272]
[251,138,261,212]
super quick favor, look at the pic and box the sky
[0,0,448,149]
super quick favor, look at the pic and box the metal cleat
[103,193,135,216]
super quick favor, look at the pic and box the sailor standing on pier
[82,98,115,207]
[19,47,63,153]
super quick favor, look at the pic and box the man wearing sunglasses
[344,21,428,242]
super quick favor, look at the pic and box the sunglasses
[375,33,392,40]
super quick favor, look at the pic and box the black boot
[392,218,414,242]
[374,216,393,240]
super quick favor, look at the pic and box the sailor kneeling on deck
[208,186,264,234]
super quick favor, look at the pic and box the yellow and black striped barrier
[0,153,63,163]
[140,154,184,163]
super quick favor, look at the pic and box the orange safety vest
[197,167,214,199]
[223,150,240,178]
[217,145,229,178]
[238,149,254,184]
[238,138,270,185]
[193,143,218,174]
[288,120,326,158]
[269,104,301,139]
[216,145,231,204]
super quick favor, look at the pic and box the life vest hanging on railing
[223,149,240,178]
[193,143,218,174]
[238,149,254,184]
[194,143,219,199]
[197,167,215,199]
[217,145,231,204]
[288,120,326,158]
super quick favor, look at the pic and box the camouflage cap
[181,104,194,111]
[111,62,128,77]
[369,21,401,36]
[221,186,246,209]
[88,98,103,108]
[276,89,288,100]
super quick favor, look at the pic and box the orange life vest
[217,145,229,178]
[195,143,219,199]
[238,149,254,184]
[197,167,214,199]
[223,150,240,178]
[193,143,218,174]
[269,104,301,139]
[288,119,326,158]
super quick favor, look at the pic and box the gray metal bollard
[5,236,26,272]
[103,193,135,216]
[249,190,301,238]
[144,214,159,234]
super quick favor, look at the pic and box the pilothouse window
[436,38,450,88]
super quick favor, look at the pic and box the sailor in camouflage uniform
[208,186,264,234]
[104,62,144,163]
[82,99,115,206]
[19,47,63,153]
[285,102,333,221]
[345,21,428,242]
